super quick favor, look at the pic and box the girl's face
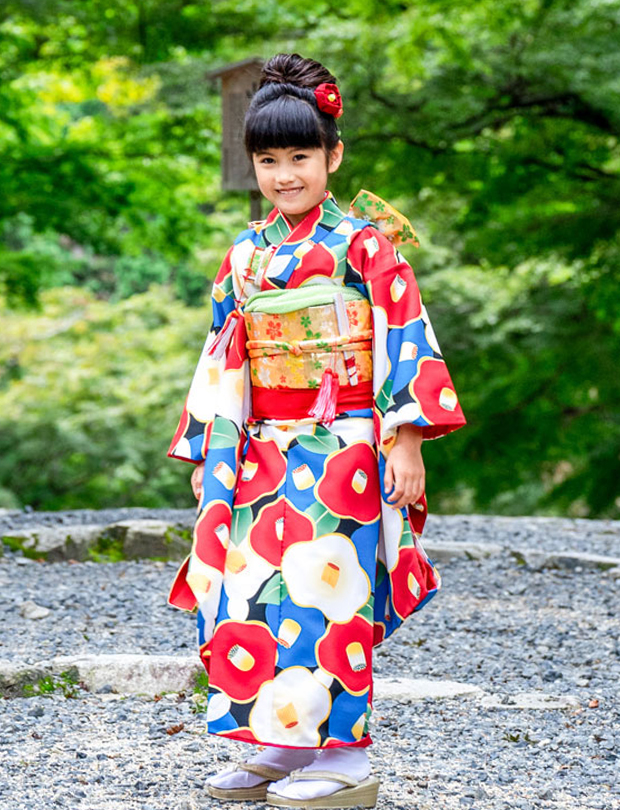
[252,143,344,226]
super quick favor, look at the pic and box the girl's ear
[327,140,344,174]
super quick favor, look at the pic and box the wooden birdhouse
[208,57,264,217]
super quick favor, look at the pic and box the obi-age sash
[166,189,466,647]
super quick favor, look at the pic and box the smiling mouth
[277,187,304,196]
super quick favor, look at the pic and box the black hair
[244,54,341,155]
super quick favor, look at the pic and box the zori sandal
[266,770,380,809]
[207,762,292,801]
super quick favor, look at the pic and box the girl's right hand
[191,462,205,501]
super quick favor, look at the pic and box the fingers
[387,474,425,509]
[191,463,205,501]
[383,458,394,494]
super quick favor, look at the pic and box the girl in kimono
[167,53,466,808]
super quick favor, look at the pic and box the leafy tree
[0,0,618,516]
[0,286,209,509]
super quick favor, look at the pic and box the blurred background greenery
[1,0,619,517]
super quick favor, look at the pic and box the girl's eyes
[257,153,308,165]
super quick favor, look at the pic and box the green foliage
[0,286,210,509]
[1,535,46,559]
[0,0,618,516]
[87,535,126,563]
[420,255,620,517]
[191,669,209,713]
[22,670,82,699]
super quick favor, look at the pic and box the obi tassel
[207,309,241,360]
[309,368,340,424]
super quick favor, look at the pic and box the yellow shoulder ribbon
[349,189,419,248]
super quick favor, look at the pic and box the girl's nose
[275,162,295,183]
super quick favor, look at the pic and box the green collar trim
[263,192,346,246]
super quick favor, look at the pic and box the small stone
[28,706,44,718]
[19,600,50,619]
[474,787,488,799]
[542,668,563,682]
[538,788,554,799]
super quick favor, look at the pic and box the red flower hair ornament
[314,83,343,118]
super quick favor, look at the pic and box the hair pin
[314,83,343,118]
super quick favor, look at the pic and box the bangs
[245,95,323,154]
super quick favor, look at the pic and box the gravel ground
[0,688,616,810]
[1,514,619,809]
[1,541,618,697]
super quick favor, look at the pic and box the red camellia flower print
[249,497,314,565]
[235,438,287,507]
[347,232,422,328]
[194,501,232,568]
[219,728,260,744]
[209,620,277,702]
[316,443,380,523]
[373,622,386,647]
[317,615,373,695]
[410,357,464,426]
[389,546,437,620]
[366,265,422,328]
[286,243,338,287]
[314,83,343,118]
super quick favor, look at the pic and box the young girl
[167,53,466,809]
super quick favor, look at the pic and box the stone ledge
[1,519,193,561]
[511,549,620,571]
[423,541,503,562]
[0,654,585,712]
[374,676,484,701]
[3,516,620,572]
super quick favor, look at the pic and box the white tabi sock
[206,746,316,790]
[268,747,371,800]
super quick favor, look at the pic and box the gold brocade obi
[245,298,373,390]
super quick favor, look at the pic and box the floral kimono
[167,191,466,749]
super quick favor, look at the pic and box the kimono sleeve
[167,245,241,463]
[348,227,466,452]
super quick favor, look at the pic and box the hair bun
[260,53,337,90]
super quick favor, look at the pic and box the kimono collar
[256,189,419,249]
[260,191,345,246]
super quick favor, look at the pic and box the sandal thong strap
[237,763,291,781]
[287,770,360,787]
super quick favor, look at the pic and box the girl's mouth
[277,187,304,197]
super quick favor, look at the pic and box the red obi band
[251,381,374,421]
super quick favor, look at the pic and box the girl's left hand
[384,424,425,510]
